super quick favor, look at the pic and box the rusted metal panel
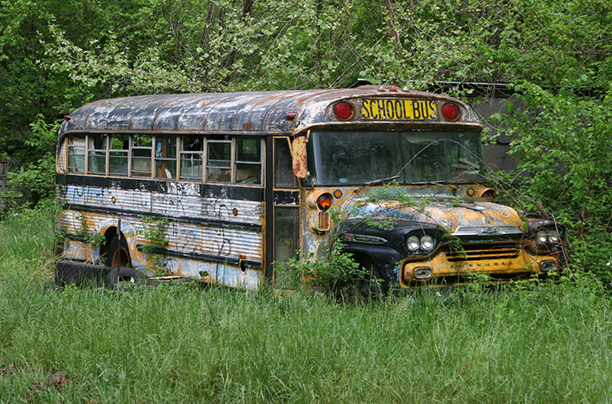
[59,179,264,248]
[60,183,263,225]
[161,220,262,261]
[58,87,481,143]
[59,206,263,284]
[162,256,261,290]
[291,136,308,178]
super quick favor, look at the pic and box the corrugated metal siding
[59,183,264,264]
[61,184,262,225]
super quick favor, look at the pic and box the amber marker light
[479,189,496,199]
[316,193,333,211]
[333,102,353,120]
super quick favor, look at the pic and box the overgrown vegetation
[2,205,612,402]
[138,217,170,275]
[1,1,611,278]
[488,83,612,283]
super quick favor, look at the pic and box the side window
[274,138,297,188]
[67,135,86,173]
[155,136,177,179]
[109,134,129,176]
[180,136,204,181]
[87,134,108,175]
[235,137,262,185]
[131,135,152,177]
[207,136,231,183]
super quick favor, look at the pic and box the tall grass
[1,205,612,403]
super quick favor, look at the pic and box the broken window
[206,136,232,183]
[154,136,177,179]
[235,137,262,185]
[180,136,204,181]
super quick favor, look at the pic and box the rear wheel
[104,267,146,288]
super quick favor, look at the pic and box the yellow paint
[360,99,438,121]
[401,250,560,288]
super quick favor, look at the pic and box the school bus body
[55,86,562,290]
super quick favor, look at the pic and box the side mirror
[291,135,308,178]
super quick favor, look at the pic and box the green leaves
[492,82,612,279]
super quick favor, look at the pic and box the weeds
[2,204,612,403]
[137,217,170,275]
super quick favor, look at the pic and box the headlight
[535,230,560,243]
[407,235,420,251]
[406,234,436,252]
[421,235,435,251]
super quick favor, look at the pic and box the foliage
[74,214,106,249]
[489,81,612,282]
[276,248,368,301]
[2,115,60,210]
[1,0,612,282]
[3,205,612,402]
[137,217,170,274]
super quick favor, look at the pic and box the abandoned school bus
[54,86,563,291]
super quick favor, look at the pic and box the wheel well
[350,253,376,274]
[100,227,119,264]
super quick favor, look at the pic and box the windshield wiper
[364,174,401,187]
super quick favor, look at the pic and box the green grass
[2,206,612,403]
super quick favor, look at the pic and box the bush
[490,81,612,282]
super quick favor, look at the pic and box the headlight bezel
[405,233,437,254]
[535,230,560,244]
[530,228,562,254]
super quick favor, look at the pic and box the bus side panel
[57,182,264,289]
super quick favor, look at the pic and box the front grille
[447,243,521,262]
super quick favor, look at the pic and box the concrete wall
[472,97,522,173]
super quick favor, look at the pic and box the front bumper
[400,249,560,287]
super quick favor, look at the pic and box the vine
[138,217,170,275]
[75,214,105,248]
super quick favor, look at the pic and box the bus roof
[59,86,481,137]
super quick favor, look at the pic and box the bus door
[265,137,300,284]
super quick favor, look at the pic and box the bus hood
[345,197,525,235]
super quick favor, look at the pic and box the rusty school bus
[54,86,562,290]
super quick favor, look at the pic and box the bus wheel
[55,260,108,287]
[352,261,385,299]
[108,235,132,268]
[104,267,146,288]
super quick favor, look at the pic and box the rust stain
[291,136,308,178]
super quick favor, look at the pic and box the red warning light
[441,103,459,120]
[333,102,353,120]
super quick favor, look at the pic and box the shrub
[490,81,612,282]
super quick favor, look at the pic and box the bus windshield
[306,130,483,186]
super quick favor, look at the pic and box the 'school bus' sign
[360,98,438,121]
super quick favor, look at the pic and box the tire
[108,235,132,268]
[104,267,146,289]
[55,261,110,287]
[351,261,387,299]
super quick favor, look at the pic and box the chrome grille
[447,243,520,262]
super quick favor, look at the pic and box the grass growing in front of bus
[2,206,612,403]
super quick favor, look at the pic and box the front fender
[340,244,403,284]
